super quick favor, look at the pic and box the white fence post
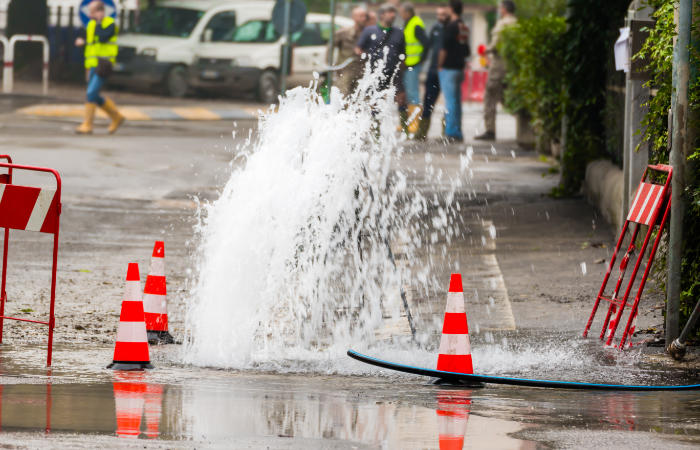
[5,34,50,95]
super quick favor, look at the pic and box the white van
[110,0,352,103]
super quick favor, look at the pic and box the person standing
[399,3,429,135]
[438,0,470,142]
[356,4,406,106]
[329,6,368,96]
[474,0,517,140]
[74,0,124,135]
[417,5,450,140]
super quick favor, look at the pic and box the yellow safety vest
[85,17,119,69]
[404,15,425,67]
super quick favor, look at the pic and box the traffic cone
[143,241,174,344]
[144,384,163,439]
[107,263,154,370]
[437,274,474,374]
[113,373,146,438]
[436,390,471,450]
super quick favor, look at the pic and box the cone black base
[432,378,485,388]
[147,330,175,345]
[107,361,154,370]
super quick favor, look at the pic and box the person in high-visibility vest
[74,0,124,135]
[399,2,429,135]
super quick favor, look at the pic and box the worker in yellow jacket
[400,3,429,135]
[74,1,124,134]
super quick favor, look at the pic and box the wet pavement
[0,351,697,448]
[0,93,698,448]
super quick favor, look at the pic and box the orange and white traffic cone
[144,384,163,439]
[143,241,174,344]
[107,263,154,370]
[113,373,146,438]
[436,390,471,450]
[437,274,474,374]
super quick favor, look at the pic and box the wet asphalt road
[0,100,698,448]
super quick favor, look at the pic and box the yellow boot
[407,104,422,136]
[101,97,125,134]
[75,103,97,134]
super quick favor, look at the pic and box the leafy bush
[636,0,700,328]
[555,0,629,195]
[499,15,567,145]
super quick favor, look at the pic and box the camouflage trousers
[484,74,505,133]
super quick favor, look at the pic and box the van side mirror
[202,29,213,42]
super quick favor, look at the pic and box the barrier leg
[0,228,8,344]
[605,222,658,347]
[618,198,672,349]
[599,225,640,340]
[583,221,630,338]
[47,232,59,367]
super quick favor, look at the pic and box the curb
[584,159,623,232]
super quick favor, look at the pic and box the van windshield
[133,7,204,37]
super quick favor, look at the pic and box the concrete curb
[584,159,623,232]
[16,104,258,121]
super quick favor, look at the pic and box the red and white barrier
[3,34,49,95]
[0,158,62,367]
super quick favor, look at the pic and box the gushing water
[184,72,464,370]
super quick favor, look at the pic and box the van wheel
[257,70,279,105]
[166,65,188,98]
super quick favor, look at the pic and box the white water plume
[184,70,467,370]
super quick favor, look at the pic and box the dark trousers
[422,70,440,120]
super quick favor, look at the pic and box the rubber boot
[101,97,125,134]
[75,103,97,134]
[406,104,421,136]
[416,116,431,141]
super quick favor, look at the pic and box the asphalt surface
[0,88,697,448]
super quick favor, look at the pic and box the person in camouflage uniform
[329,6,368,96]
[475,0,517,140]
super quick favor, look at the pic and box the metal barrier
[0,158,62,366]
[583,164,673,349]
[3,34,50,95]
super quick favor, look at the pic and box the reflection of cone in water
[437,274,474,374]
[436,390,471,450]
[143,241,174,344]
[113,374,146,439]
[144,384,163,439]
[108,263,154,370]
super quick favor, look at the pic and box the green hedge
[499,15,567,146]
[636,0,699,328]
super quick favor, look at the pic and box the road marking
[172,107,221,121]
[16,104,255,122]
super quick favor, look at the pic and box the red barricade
[462,69,488,102]
[583,164,672,349]
[0,156,62,366]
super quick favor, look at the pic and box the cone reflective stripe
[113,379,146,438]
[144,384,163,439]
[437,274,473,374]
[143,241,168,332]
[108,263,153,370]
[436,390,471,450]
